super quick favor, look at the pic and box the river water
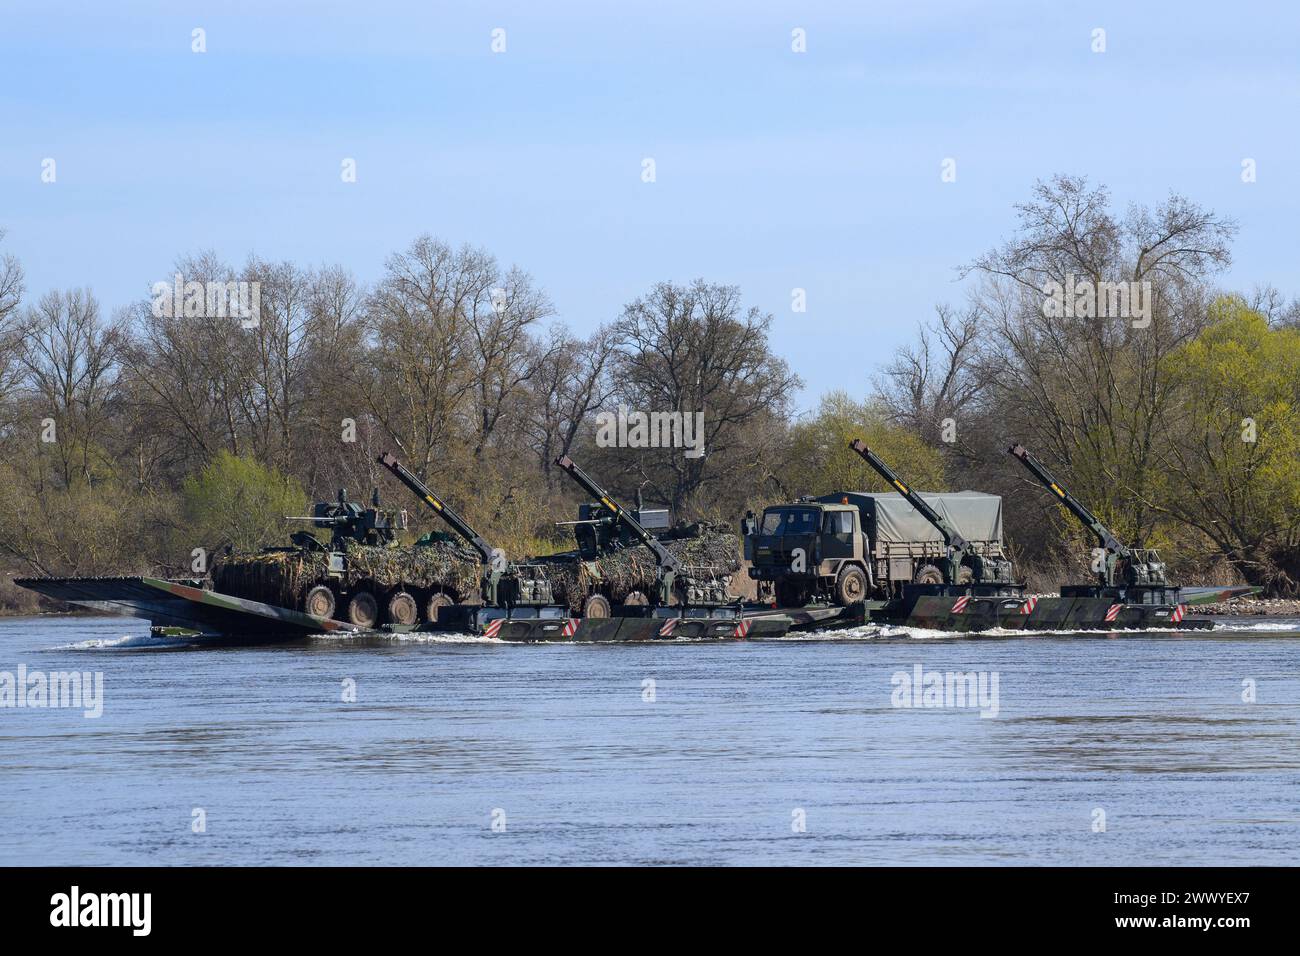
[1,614,1297,866]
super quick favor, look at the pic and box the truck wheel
[583,594,612,618]
[346,590,379,628]
[834,566,868,605]
[956,565,975,585]
[304,585,336,619]
[775,579,807,608]
[426,592,454,623]
[387,591,418,627]
[913,564,945,585]
[623,591,648,606]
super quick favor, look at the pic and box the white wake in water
[789,618,1300,641]
[49,617,1300,651]
[311,630,499,645]
[54,632,197,650]
[1212,619,1300,632]
[772,624,956,641]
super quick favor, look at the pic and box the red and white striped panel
[1020,596,1038,615]
[733,619,751,639]
[483,618,504,638]
[562,618,579,637]
[1104,604,1123,623]
[1171,604,1187,623]
[659,618,678,637]
[951,595,970,614]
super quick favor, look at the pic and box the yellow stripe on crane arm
[893,480,909,494]
[600,497,618,513]
[426,496,443,510]
[1050,484,1065,498]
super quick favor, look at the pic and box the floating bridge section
[16,577,1239,642]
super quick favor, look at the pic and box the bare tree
[466,263,554,461]
[118,252,253,470]
[0,231,26,415]
[359,235,555,482]
[608,279,801,514]
[358,236,487,480]
[19,288,123,486]
[238,257,318,472]
[875,303,986,451]
[526,324,617,482]
[960,176,1236,545]
[0,230,22,325]
[296,264,368,497]
[1247,284,1300,328]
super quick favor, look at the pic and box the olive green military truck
[745,489,1012,607]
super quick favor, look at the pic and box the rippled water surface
[2,615,1297,866]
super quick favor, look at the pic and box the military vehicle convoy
[210,449,574,631]
[17,430,1242,640]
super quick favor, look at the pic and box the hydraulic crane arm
[1006,444,1128,557]
[377,452,496,566]
[849,439,970,551]
[553,455,682,573]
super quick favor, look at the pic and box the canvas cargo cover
[814,491,1004,545]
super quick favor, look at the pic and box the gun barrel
[553,455,681,573]
[849,438,969,551]
[376,453,495,566]
[1006,444,1127,556]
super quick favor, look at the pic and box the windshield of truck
[760,507,820,535]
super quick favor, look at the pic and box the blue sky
[2,1,1297,409]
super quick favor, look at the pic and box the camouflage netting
[211,526,741,615]
[537,529,742,612]
[211,538,483,610]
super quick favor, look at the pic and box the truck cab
[747,500,871,607]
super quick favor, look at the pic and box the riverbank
[1197,597,1300,616]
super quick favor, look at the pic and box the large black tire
[346,590,379,628]
[623,591,649,606]
[834,566,868,605]
[583,594,612,618]
[387,591,418,627]
[304,585,336,619]
[956,565,975,585]
[774,579,808,609]
[913,564,945,586]
[426,592,454,623]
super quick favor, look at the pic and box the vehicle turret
[284,487,407,549]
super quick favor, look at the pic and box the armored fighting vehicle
[536,455,742,617]
[376,452,566,628]
[210,485,482,628]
